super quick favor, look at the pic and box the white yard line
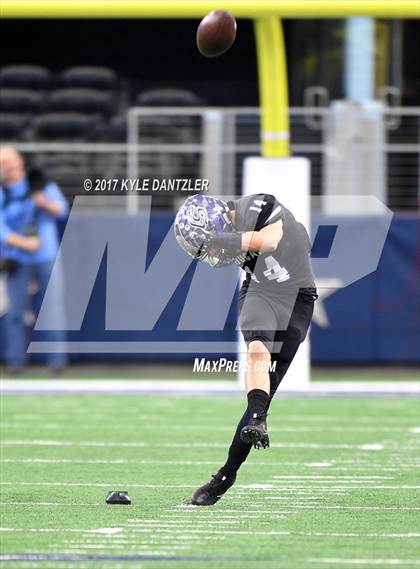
[48,545,129,550]
[64,540,191,547]
[127,425,413,433]
[1,458,224,465]
[0,562,94,569]
[0,480,420,494]
[62,545,189,552]
[169,509,292,517]
[124,520,241,527]
[4,439,415,450]
[0,528,124,534]
[1,527,418,539]
[21,412,416,423]
[262,502,420,511]
[1,379,419,395]
[2,458,418,471]
[271,475,394,479]
[0,502,102,507]
[0,482,197,488]
[308,559,420,566]
[3,423,415,433]
[301,532,420,538]
[1,481,419,490]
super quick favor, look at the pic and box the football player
[174,193,317,505]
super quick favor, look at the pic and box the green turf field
[1,395,419,569]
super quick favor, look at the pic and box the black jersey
[229,194,315,293]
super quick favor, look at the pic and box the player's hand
[189,229,212,255]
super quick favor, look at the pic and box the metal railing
[9,106,420,211]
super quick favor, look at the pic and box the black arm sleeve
[208,231,242,254]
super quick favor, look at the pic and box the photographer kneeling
[0,147,68,375]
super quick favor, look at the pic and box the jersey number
[249,199,267,213]
[245,255,290,284]
[262,256,290,283]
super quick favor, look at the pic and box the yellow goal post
[2,1,419,157]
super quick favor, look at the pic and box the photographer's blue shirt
[0,178,68,264]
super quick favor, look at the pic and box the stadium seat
[0,113,29,140]
[32,151,95,198]
[0,65,51,88]
[32,112,99,140]
[136,88,203,141]
[35,152,88,169]
[43,161,90,180]
[134,89,203,185]
[60,66,117,90]
[96,114,127,142]
[94,152,127,180]
[0,89,45,113]
[48,88,113,115]
[136,88,203,107]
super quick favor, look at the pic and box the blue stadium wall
[1,213,419,364]
[311,214,419,363]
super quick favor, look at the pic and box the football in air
[196,10,237,58]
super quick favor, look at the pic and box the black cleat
[191,470,236,506]
[240,412,270,449]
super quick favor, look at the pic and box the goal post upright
[254,16,290,158]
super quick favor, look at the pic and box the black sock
[220,408,253,480]
[220,390,271,480]
[247,388,270,417]
[219,390,270,480]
